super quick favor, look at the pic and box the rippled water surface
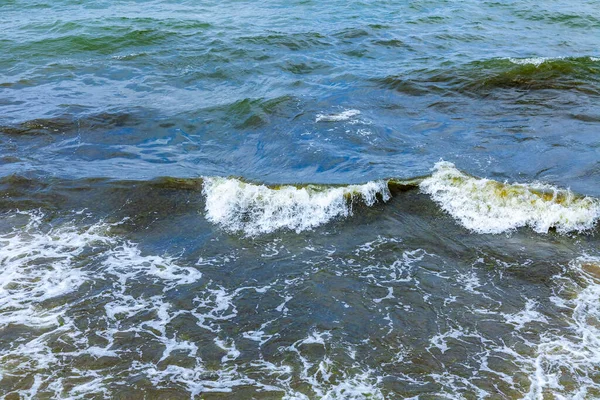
[1,0,600,398]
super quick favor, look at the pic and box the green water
[1,0,600,398]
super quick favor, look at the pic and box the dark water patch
[371,38,407,48]
[514,9,600,29]
[569,113,600,123]
[280,60,331,75]
[84,112,142,129]
[342,49,371,59]
[433,32,485,42]
[547,12,600,28]
[236,32,330,51]
[0,176,207,240]
[387,179,422,195]
[0,112,146,136]
[469,57,600,93]
[379,57,600,97]
[334,27,371,39]
[407,15,448,25]
[368,24,390,30]
[0,156,21,164]
[16,29,178,57]
[0,79,36,89]
[102,183,206,239]
[148,177,203,191]
[0,175,65,211]
[378,75,446,96]
[0,117,74,136]
[506,260,564,285]
[1,0,50,9]
[105,16,213,32]
[207,95,301,130]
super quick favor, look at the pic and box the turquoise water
[1,1,600,398]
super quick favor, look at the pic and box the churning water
[1,0,600,398]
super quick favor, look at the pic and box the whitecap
[202,178,390,236]
[507,57,555,67]
[315,109,361,122]
[420,161,600,234]
[509,56,600,66]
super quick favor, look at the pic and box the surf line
[199,162,600,236]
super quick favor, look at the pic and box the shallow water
[1,0,599,398]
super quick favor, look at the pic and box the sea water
[1,1,600,398]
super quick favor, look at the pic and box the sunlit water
[1,0,599,398]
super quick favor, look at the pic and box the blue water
[1,1,600,398]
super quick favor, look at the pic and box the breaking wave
[201,162,599,236]
[420,161,600,234]
[202,177,391,236]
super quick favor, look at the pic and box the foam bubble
[503,299,548,331]
[0,211,203,398]
[0,211,103,329]
[315,109,361,122]
[508,57,555,67]
[202,178,390,236]
[142,363,257,396]
[420,161,600,234]
[508,56,599,66]
[523,256,600,399]
[285,332,384,399]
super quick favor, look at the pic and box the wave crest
[420,161,600,234]
[202,178,390,236]
[315,109,361,122]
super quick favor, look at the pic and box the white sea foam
[428,327,486,355]
[509,56,600,66]
[508,57,555,67]
[103,241,201,291]
[509,256,600,399]
[142,362,258,396]
[0,211,203,398]
[202,178,390,236]
[315,109,361,122]
[1,211,391,398]
[420,161,600,234]
[504,299,548,331]
[285,332,384,399]
[0,211,103,329]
